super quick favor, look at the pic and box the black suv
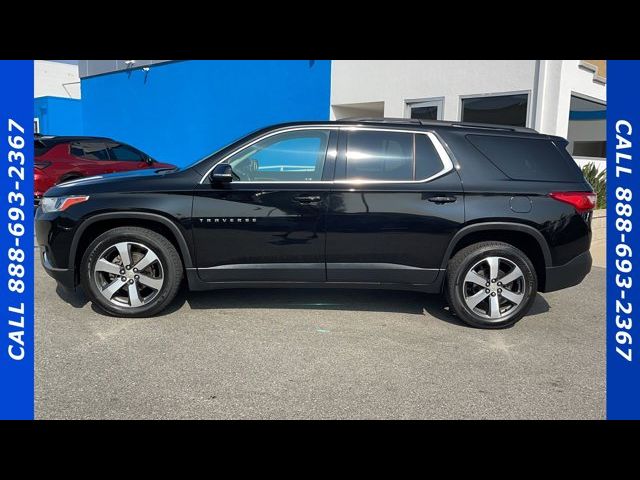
[35,119,594,328]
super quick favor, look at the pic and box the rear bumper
[40,248,76,290]
[542,250,592,293]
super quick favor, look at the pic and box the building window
[411,105,438,120]
[461,93,528,127]
[406,99,443,121]
[567,95,606,159]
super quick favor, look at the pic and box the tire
[80,227,183,317]
[445,241,537,329]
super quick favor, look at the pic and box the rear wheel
[80,227,183,317]
[445,241,537,329]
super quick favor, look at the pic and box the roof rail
[344,117,422,125]
[343,117,537,133]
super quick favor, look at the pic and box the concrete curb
[592,209,606,240]
[591,209,606,268]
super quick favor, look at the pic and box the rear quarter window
[466,134,583,182]
[34,140,52,156]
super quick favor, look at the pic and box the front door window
[226,130,330,182]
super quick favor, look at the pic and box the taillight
[549,191,597,213]
[35,161,51,170]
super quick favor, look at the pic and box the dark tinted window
[462,94,528,127]
[34,140,51,156]
[346,131,413,181]
[70,142,110,161]
[573,141,606,158]
[467,134,582,182]
[410,106,438,120]
[107,144,145,161]
[567,95,606,158]
[415,134,443,179]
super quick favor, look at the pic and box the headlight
[40,196,90,213]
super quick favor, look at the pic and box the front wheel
[80,227,183,317]
[445,241,537,329]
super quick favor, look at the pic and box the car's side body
[35,120,593,304]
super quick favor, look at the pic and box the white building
[33,60,82,135]
[331,60,606,170]
[34,60,81,99]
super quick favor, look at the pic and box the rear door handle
[427,196,456,204]
[294,195,322,204]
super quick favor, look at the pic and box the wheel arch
[442,222,552,291]
[70,212,194,285]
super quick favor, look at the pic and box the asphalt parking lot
[35,256,605,420]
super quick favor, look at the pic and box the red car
[34,136,176,205]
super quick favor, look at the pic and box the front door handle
[294,195,322,204]
[427,195,456,204]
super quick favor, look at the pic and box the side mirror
[209,163,233,183]
[145,156,154,165]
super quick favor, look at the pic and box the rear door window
[345,130,414,181]
[466,134,583,182]
[343,130,445,181]
[415,133,444,179]
[107,144,145,162]
[70,142,110,161]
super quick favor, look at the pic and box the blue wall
[34,96,83,135]
[81,60,332,167]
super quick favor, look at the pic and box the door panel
[191,128,336,283]
[326,128,464,284]
[192,186,328,282]
[326,177,464,283]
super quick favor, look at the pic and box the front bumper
[36,211,79,290]
[542,250,592,292]
[40,248,75,289]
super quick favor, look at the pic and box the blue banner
[607,60,640,419]
[0,60,34,420]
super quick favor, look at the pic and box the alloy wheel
[462,256,526,321]
[93,241,164,308]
